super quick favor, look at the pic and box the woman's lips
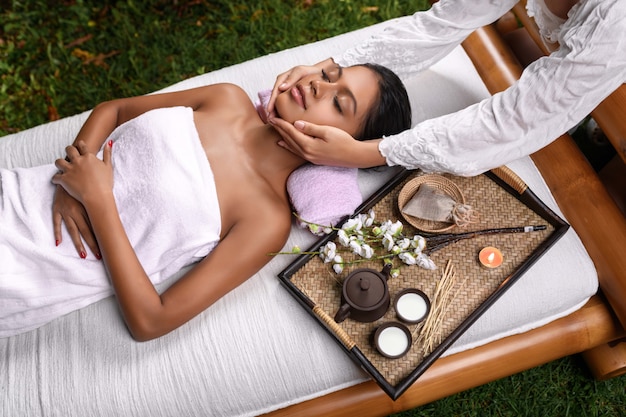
[291,85,306,109]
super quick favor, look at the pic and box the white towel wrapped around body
[0,106,221,337]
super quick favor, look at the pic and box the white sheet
[0,20,597,417]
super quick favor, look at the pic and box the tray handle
[313,306,356,350]
[490,165,528,195]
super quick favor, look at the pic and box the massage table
[1,4,625,416]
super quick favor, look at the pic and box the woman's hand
[53,140,114,204]
[51,140,114,257]
[266,58,334,118]
[269,118,386,168]
[52,186,100,259]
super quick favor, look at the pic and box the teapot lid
[344,269,387,308]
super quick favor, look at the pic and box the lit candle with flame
[479,246,503,269]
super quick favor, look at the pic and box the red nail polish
[55,240,60,247]
[95,253,102,260]
[80,251,87,259]
[108,140,113,148]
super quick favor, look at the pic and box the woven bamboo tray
[278,167,569,400]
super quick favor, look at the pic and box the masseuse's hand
[269,118,386,168]
[51,140,113,258]
[266,58,333,118]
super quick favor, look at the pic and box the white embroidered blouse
[337,0,626,175]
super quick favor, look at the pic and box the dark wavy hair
[354,63,412,141]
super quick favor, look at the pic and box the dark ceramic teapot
[334,264,392,323]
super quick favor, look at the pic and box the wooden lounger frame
[264,3,626,416]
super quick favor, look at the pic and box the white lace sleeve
[336,0,518,78]
[379,0,626,176]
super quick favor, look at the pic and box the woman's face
[274,61,379,138]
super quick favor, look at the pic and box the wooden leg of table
[582,337,626,380]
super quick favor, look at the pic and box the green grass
[1,0,424,135]
[392,356,625,417]
[1,1,624,416]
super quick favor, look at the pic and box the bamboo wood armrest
[591,86,626,162]
[461,25,626,329]
[262,296,624,417]
[512,1,626,163]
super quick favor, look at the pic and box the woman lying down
[0,59,411,340]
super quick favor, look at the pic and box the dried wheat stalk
[416,260,469,356]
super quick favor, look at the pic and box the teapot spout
[381,263,393,280]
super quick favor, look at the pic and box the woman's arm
[265,0,517,168]
[274,29,626,174]
[53,140,290,341]
[269,0,516,105]
[53,84,230,258]
[272,1,626,174]
[337,0,518,77]
[269,118,386,168]
[379,1,626,175]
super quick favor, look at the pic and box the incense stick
[424,225,546,254]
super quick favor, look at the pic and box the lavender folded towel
[287,163,362,229]
[256,89,362,230]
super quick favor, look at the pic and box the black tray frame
[278,168,569,400]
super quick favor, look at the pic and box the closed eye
[333,97,343,114]
[323,69,343,113]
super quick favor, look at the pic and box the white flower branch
[271,210,437,275]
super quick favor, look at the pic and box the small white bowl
[373,322,412,359]
[394,288,431,324]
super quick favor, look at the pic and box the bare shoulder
[191,83,257,121]
[211,83,249,98]
[206,83,251,105]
